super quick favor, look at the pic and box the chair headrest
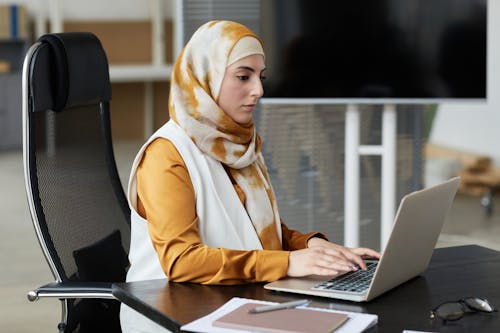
[33,32,111,112]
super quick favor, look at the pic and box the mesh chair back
[24,32,130,332]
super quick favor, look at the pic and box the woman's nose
[252,78,264,98]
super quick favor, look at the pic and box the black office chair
[22,32,130,333]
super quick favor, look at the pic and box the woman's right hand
[287,247,361,277]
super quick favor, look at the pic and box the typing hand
[307,238,381,271]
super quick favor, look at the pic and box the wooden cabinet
[0,39,29,149]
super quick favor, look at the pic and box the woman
[121,20,380,332]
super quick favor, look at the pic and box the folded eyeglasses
[430,297,497,323]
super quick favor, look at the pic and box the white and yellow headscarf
[169,20,282,250]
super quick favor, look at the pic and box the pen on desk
[248,299,311,314]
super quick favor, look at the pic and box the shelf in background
[109,64,172,82]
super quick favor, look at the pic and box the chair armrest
[27,281,115,301]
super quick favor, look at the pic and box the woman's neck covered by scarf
[168,20,282,250]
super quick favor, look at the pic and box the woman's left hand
[307,237,382,271]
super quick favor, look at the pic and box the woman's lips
[243,104,256,111]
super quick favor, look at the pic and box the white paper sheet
[181,297,378,333]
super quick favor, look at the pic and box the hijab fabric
[169,20,282,250]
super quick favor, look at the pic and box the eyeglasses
[430,297,497,322]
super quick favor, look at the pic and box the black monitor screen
[260,0,487,101]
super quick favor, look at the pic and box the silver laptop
[265,177,460,302]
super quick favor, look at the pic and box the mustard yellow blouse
[136,138,325,284]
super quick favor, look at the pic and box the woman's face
[217,54,266,124]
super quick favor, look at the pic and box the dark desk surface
[113,245,500,333]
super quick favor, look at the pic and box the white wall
[430,0,500,165]
[0,0,175,20]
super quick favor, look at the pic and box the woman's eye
[237,75,249,81]
[260,76,267,81]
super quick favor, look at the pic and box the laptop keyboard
[312,261,378,294]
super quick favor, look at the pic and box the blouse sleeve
[280,221,329,251]
[136,138,289,284]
